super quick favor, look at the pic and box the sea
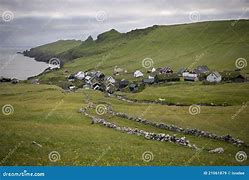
[0,48,49,80]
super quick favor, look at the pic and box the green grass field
[0,83,248,166]
[1,20,249,166]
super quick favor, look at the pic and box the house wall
[207,74,221,82]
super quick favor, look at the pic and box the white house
[85,76,92,83]
[106,76,116,84]
[75,71,85,80]
[182,72,198,81]
[134,70,144,78]
[206,72,221,82]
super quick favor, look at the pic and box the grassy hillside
[117,82,249,105]
[24,40,82,62]
[25,20,249,83]
[0,84,248,165]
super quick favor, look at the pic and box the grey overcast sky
[0,0,249,48]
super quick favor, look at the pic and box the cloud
[0,0,249,48]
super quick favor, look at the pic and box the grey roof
[209,71,221,78]
[143,78,155,84]
[194,65,209,74]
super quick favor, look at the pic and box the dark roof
[95,71,105,79]
[155,73,180,82]
[143,78,155,84]
[68,74,75,79]
[157,67,173,74]
[194,65,209,74]
[129,83,138,88]
[119,80,129,88]
[129,83,139,92]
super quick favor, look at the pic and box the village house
[68,74,75,82]
[84,75,93,84]
[106,76,116,84]
[92,80,104,91]
[206,71,222,82]
[95,71,105,79]
[182,71,198,81]
[75,71,85,80]
[134,70,144,78]
[129,83,139,92]
[193,65,209,75]
[106,83,116,94]
[157,66,173,74]
[118,79,129,89]
[142,78,155,84]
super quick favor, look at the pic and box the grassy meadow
[0,83,248,166]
